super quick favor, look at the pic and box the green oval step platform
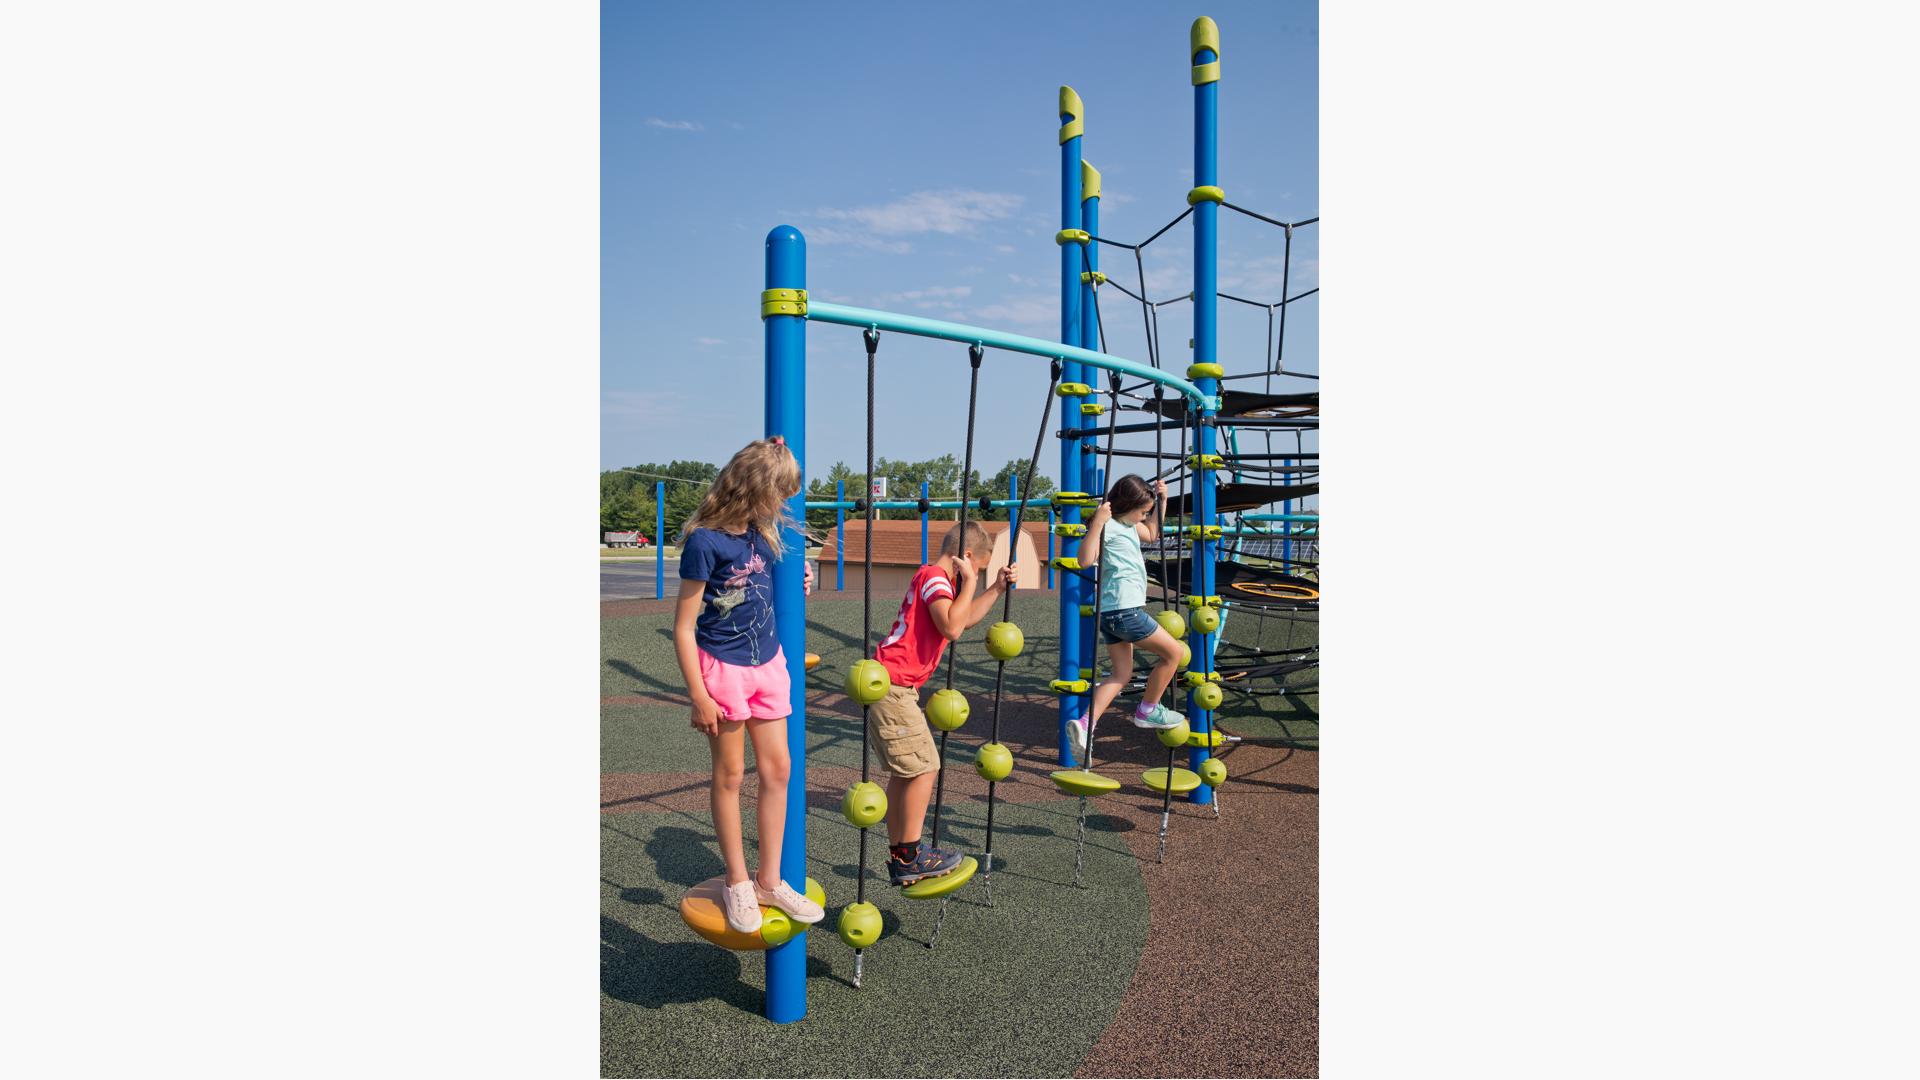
[1142,766,1203,794]
[1050,769,1121,797]
[900,855,978,900]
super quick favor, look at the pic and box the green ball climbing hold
[845,658,892,706]
[986,621,1025,661]
[1155,609,1188,640]
[975,741,1013,781]
[1190,604,1222,635]
[1156,718,1192,748]
[927,688,970,731]
[838,901,883,949]
[1194,681,1224,711]
[1198,757,1228,787]
[841,781,888,829]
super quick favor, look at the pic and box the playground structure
[662,17,1318,1026]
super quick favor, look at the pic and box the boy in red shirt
[868,520,1017,885]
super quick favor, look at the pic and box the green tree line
[602,455,1056,542]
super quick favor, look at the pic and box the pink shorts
[697,647,792,722]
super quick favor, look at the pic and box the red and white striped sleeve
[919,571,954,604]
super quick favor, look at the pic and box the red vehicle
[603,530,650,548]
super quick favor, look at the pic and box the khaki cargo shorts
[866,684,940,778]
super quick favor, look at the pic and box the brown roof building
[818,519,1054,590]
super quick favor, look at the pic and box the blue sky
[603,1,1318,481]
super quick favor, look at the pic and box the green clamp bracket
[1184,525,1224,540]
[1049,678,1091,695]
[1050,556,1083,572]
[1059,86,1084,144]
[1187,185,1226,206]
[1187,362,1226,380]
[760,288,807,318]
[1080,402,1105,416]
[1079,270,1108,286]
[1056,382,1092,398]
[1183,670,1224,688]
[1052,522,1088,538]
[1187,453,1226,470]
[1055,229,1091,246]
[1185,594,1223,609]
[1078,604,1094,617]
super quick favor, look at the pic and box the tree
[986,458,1056,520]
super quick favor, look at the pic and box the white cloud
[808,189,1023,253]
[875,285,972,313]
[645,117,702,132]
[994,244,1017,254]
[806,226,912,254]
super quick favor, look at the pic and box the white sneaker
[755,880,824,924]
[1067,718,1089,761]
[722,879,762,934]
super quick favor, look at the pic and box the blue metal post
[835,480,845,591]
[920,479,930,563]
[1188,18,1221,806]
[1057,85,1086,766]
[654,481,666,599]
[762,224,809,1022]
[1080,164,1103,699]
[1047,509,1056,589]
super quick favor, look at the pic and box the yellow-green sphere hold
[1190,604,1222,635]
[845,658,892,706]
[1194,681,1224,711]
[837,901,883,949]
[975,742,1013,781]
[1176,642,1192,670]
[1198,757,1228,787]
[986,621,1025,661]
[927,688,970,731]
[1156,718,1192,748]
[841,781,888,829]
[1155,609,1188,640]
[761,878,829,945]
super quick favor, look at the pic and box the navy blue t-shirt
[679,527,779,666]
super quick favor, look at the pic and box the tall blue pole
[762,224,809,1022]
[1079,164,1103,699]
[1047,509,1056,589]
[920,479,930,563]
[1187,18,1221,806]
[835,480,845,592]
[1057,85,1086,766]
[654,481,666,599]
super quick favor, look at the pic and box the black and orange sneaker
[888,844,963,887]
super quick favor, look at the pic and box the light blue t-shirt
[1097,517,1148,611]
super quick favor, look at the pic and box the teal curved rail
[805,301,1216,409]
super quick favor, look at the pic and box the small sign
[871,477,888,498]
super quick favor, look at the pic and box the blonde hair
[939,521,993,559]
[682,438,806,558]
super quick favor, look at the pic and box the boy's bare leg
[742,718,791,888]
[886,771,936,845]
[708,721,750,884]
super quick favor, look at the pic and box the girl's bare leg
[1139,626,1185,705]
[1086,642,1136,730]
[744,717,791,889]
[708,720,749,885]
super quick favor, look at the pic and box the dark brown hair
[1106,474,1154,517]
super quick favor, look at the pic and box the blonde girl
[672,436,823,933]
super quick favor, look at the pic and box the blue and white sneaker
[1132,703,1186,730]
[1067,717,1089,760]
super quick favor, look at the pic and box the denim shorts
[1099,606,1158,644]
